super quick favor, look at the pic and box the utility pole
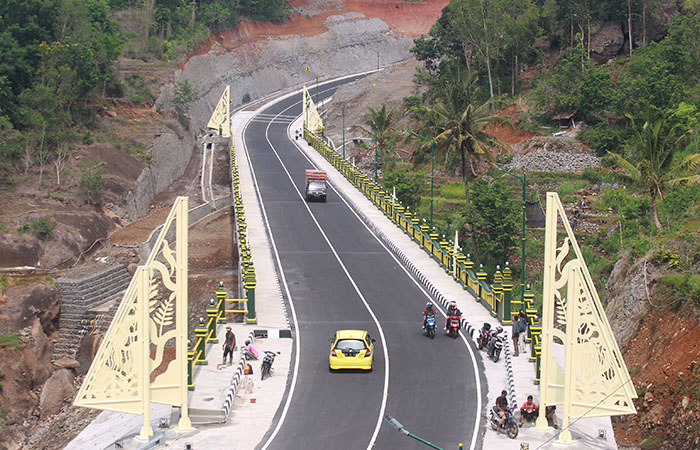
[342,106,345,159]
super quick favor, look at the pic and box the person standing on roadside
[222,326,236,365]
[518,310,528,354]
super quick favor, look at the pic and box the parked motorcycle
[261,350,281,380]
[446,315,461,339]
[489,405,519,439]
[488,327,505,362]
[423,314,437,339]
[477,322,492,350]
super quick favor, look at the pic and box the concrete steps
[188,408,225,425]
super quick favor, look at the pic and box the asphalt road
[242,76,485,450]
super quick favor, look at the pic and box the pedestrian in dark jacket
[223,326,236,365]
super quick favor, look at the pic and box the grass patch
[440,181,465,199]
[657,273,700,307]
[0,274,54,292]
[556,180,590,198]
[94,129,152,163]
[640,437,662,449]
[0,333,22,349]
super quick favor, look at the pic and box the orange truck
[304,169,327,202]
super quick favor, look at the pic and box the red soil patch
[487,103,540,146]
[613,309,700,449]
[183,0,448,66]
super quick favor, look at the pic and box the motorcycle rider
[495,390,509,431]
[422,301,436,329]
[445,301,462,332]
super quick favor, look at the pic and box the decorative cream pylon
[207,85,230,137]
[535,192,636,443]
[302,85,323,134]
[74,197,193,438]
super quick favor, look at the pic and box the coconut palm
[608,109,697,230]
[412,66,512,262]
[359,104,399,175]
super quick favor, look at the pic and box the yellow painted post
[137,267,153,440]
[206,299,218,343]
[216,283,227,323]
[245,264,257,324]
[195,318,208,365]
[502,262,514,321]
[476,264,487,302]
[529,323,542,363]
[492,266,503,318]
[419,223,429,249]
[524,286,536,343]
[187,340,194,391]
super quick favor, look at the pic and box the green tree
[381,168,425,212]
[361,104,399,169]
[608,109,697,230]
[463,178,519,269]
[414,66,511,263]
[171,79,199,117]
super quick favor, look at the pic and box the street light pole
[384,415,445,450]
[315,76,319,104]
[409,130,435,229]
[342,106,345,159]
[493,165,527,304]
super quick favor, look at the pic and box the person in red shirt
[519,395,539,427]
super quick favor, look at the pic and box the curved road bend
[242,77,485,450]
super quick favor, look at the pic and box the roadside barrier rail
[229,134,257,324]
[304,126,543,382]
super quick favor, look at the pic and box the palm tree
[608,109,696,230]
[360,104,398,175]
[413,66,511,262]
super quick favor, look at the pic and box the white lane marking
[293,127,483,450]
[256,86,390,450]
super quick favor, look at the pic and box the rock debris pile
[507,150,601,173]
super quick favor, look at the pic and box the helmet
[426,302,433,309]
[448,302,456,311]
[219,281,224,288]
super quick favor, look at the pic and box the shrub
[172,79,199,117]
[597,188,650,218]
[79,162,104,205]
[30,218,55,240]
[578,123,629,156]
[124,73,155,106]
[82,131,95,146]
[582,167,601,184]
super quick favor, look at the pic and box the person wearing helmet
[422,301,436,329]
[445,302,462,332]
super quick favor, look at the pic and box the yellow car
[329,330,375,371]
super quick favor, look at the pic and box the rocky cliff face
[158,13,415,130]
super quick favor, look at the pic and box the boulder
[77,333,103,375]
[22,319,55,388]
[54,357,80,369]
[590,22,625,63]
[39,369,74,419]
[0,283,60,335]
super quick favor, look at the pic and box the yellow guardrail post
[245,264,257,324]
[194,318,208,365]
[524,285,536,344]
[476,264,487,303]
[206,299,218,343]
[501,263,514,322]
[187,340,194,391]
[492,265,503,319]
[216,283,227,324]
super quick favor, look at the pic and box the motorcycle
[477,322,492,350]
[489,405,519,439]
[446,315,461,339]
[487,327,505,362]
[423,314,437,339]
[260,350,281,380]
